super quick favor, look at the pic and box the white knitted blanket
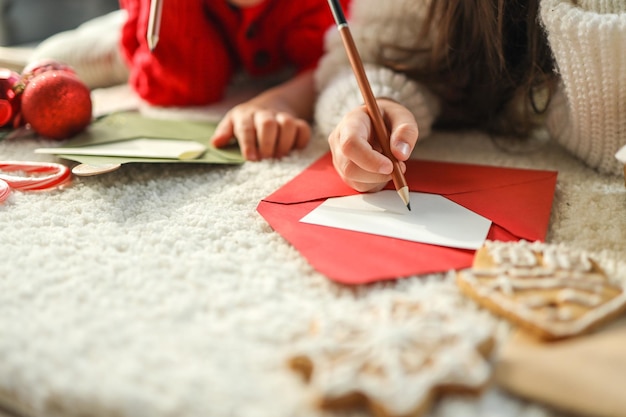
[1,89,625,417]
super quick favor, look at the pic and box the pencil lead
[407,202,411,211]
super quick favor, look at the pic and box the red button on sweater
[119,0,350,106]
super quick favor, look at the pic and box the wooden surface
[495,318,626,417]
[0,407,19,417]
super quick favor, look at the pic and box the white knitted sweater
[314,0,626,176]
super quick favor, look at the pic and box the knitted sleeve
[541,0,626,175]
[119,0,234,106]
[314,0,440,139]
[28,10,129,89]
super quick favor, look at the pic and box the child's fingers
[214,108,260,160]
[379,100,419,161]
[294,120,311,150]
[233,115,259,161]
[273,114,311,158]
[254,110,278,159]
[390,121,419,161]
[210,116,235,147]
[336,108,393,176]
[329,128,391,192]
[225,110,311,160]
[274,113,297,158]
[329,140,391,192]
[326,106,395,192]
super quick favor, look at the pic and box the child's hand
[211,97,311,161]
[328,99,419,192]
[211,71,316,161]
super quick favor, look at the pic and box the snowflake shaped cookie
[457,240,626,340]
[289,293,494,417]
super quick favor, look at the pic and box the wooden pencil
[147,0,163,52]
[326,0,411,211]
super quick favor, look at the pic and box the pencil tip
[397,186,411,211]
[147,36,159,52]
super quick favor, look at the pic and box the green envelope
[45,111,244,165]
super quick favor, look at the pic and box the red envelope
[257,152,557,284]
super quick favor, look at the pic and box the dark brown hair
[390,0,557,135]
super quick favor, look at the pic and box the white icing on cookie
[459,240,626,338]
[290,292,493,416]
[556,288,602,307]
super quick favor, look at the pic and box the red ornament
[0,100,11,127]
[20,70,92,140]
[0,69,21,128]
[22,58,76,80]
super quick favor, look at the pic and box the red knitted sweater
[119,0,350,106]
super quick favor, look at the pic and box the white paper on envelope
[300,190,492,250]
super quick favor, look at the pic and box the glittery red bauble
[22,58,75,78]
[20,70,92,140]
[0,69,21,128]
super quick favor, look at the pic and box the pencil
[147,0,163,52]
[326,0,411,211]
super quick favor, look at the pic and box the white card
[300,190,492,250]
[35,138,207,160]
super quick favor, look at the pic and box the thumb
[385,102,419,161]
[210,116,235,148]
[377,99,419,162]
[390,122,419,161]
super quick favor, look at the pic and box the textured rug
[1,87,625,417]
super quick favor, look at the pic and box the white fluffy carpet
[1,91,625,417]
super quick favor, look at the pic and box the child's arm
[541,0,626,176]
[314,0,440,190]
[211,70,315,161]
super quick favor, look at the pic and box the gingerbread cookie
[457,240,626,340]
[289,296,494,417]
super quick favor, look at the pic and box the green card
[45,111,244,165]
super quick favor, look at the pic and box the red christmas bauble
[22,59,76,79]
[20,70,92,140]
[0,68,21,128]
